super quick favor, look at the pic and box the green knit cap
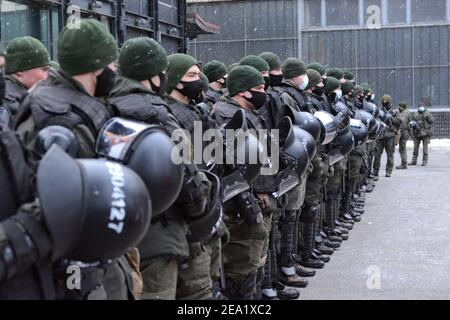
[307,62,326,76]
[343,69,355,81]
[306,69,322,89]
[166,53,198,94]
[200,72,209,91]
[119,37,168,82]
[353,85,364,96]
[361,82,371,95]
[202,60,228,82]
[326,68,344,80]
[342,81,355,95]
[239,55,270,72]
[324,77,341,94]
[58,19,118,76]
[226,65,264,97]
[5,36,50,74]
[282,58,307,79]
[259,52,281,71]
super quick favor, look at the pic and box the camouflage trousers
[140,242,213,300]
[222,198,274,299]
[398,136,409,165]
[373,137,395,175]
[412,136,430,163]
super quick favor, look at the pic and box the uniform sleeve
[280,92,300,112]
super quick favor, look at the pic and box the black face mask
[244,90,267,109]
[150,72,167,96]
[177,79,205,101]
[263,76,270,90]
[95,67,117,98]
[269,73,283,87]
[313,87,324,96]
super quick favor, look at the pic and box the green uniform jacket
[396,109,412,139]
[108,77,190,261]
[3,76,28,118]
[413,110,434,138]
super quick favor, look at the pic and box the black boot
[299,218,325,269]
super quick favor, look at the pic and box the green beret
[342,81,355,95]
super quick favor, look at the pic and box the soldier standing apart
[373,95,400,178]
[409,106,434,166]
[395,102,412,169]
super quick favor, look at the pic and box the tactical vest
[204,89,223,107]
[166,99,203,135]
[19,84,110,144]
[0,124,53,300]
[273,84,307,111]
[213,100,263,131]
[0,124,33,221]
[3,77,28,117]
[109,92,169,125]
[305,93,324,113]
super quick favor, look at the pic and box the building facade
[188,0,450,137]
[0,0,189,55]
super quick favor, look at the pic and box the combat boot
[335,219,353,230]
[334,225,349,234]
[316,244,334,255]
[352,207,364,214]
[372,175,379,181]
[279,272,308,288]
[352,214,361,222]
[409,159,417,165]
[323,239,341,249]
[396,164,407,169]
[276,282,300,300]
[299,221,325,269]
[385,173,392,177]
[294,263,316,277]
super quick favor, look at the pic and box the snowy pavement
[299,139,450,300]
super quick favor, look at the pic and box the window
[304,0,322,27]
[326,0,359,26]
[411,0,447,23]
[0,1,60,58]
[387,0,407,24]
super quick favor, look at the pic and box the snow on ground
[406,139,450,150]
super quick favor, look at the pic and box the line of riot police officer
[1,19,392,300]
